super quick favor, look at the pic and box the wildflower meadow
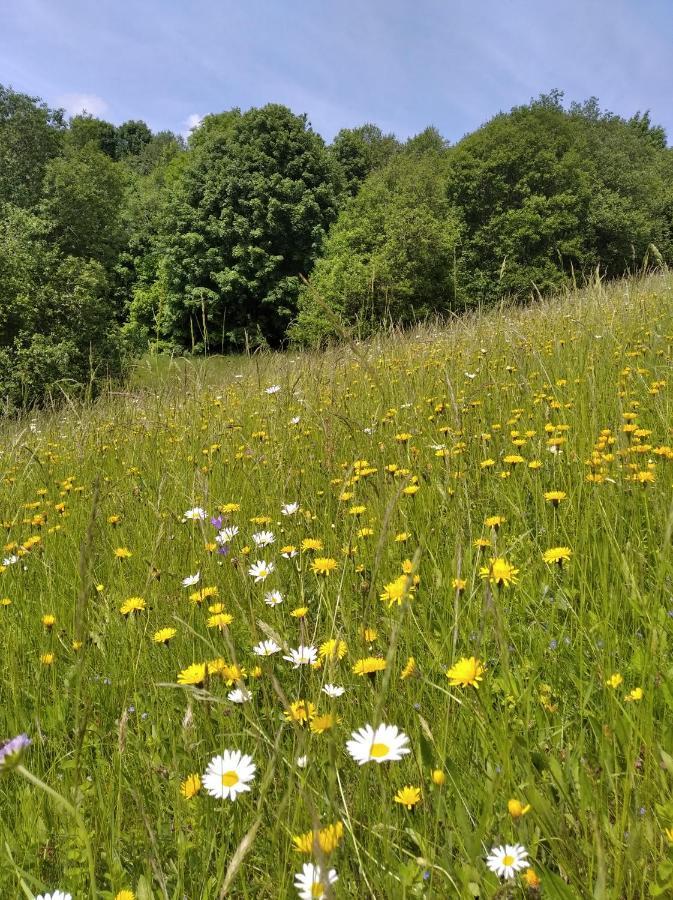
[2,273,673,898]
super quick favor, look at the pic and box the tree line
[1,85,671,406]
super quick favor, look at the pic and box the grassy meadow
[2,273,673,899]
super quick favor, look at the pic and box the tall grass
[1,273,673,898]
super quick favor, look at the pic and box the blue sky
[2,0,672,143]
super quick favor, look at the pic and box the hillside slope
[1,273,673,898]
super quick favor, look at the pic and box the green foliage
[41,144,128,268]
[0,85,65,208]
[116,119,153,157]
[0,204,124,407]
[67,114,119,159]
[329,123,400,195]
[125,130,185,176]
[155,104,341,351]
[447,92,672,304]
[404,125,449,156]
[291,151,460,345]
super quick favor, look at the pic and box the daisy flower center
[370,742,390,758]
[222,770,240,787]
[502,854,514,866]
[311,884,325,898]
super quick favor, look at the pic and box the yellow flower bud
[507,798,531,818]
[524,868,541,888]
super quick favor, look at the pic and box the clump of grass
[1,273,673,898]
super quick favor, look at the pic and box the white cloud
[183,113,203,137]
[57,92,109,118]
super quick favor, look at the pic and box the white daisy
[283,645,318,668]
[263,589,283,606]
[294,862,338,900]
[2,554,18,566]
[202,750,256,801]
[322,683,345,698]
[485,844,529,880]
[252,530,275,547]
[296,755,308,768]
[281,547,298,559]
[281,502,300,516]
[346,723,411,765]
[252,639,281,656]
[248,560,275,582]
[181,571,200,587]
[183,506,207,521]
[216,525,239,544]
[228,687,252,704]
[37,893,72,900]
[290,416,301,425]
[265,384,281,394]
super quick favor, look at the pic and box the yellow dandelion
[479,557,519,587]
[380,574,413,607]
[400,656,417,680]
[293,821,344,854]
[605,672,623,689]
[352,657,386,676]
[484,515,506,529]
[542,546,572,566]
[153,627,177,645]
[301,538,324,552]
[120,596,146,616]
[310,713,340,734]
[319,638,348,660]
[207,612,234,629]
[394,785,421,809]
[284,700,316,724]
[544,490,567,507]
[180,773,202,799]
[625,687,643,702]
[177,663,207,686]
[311,557,337,576]
[446,656,484,688]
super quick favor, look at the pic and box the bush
[0,204,126,408]
[446,92,672,304]
[291,151,460,346]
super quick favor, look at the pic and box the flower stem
[15,765,97,899]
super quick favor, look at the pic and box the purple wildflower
[0,733,31,769]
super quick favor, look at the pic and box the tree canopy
[0,83,671,404]
[139,103,342,352]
